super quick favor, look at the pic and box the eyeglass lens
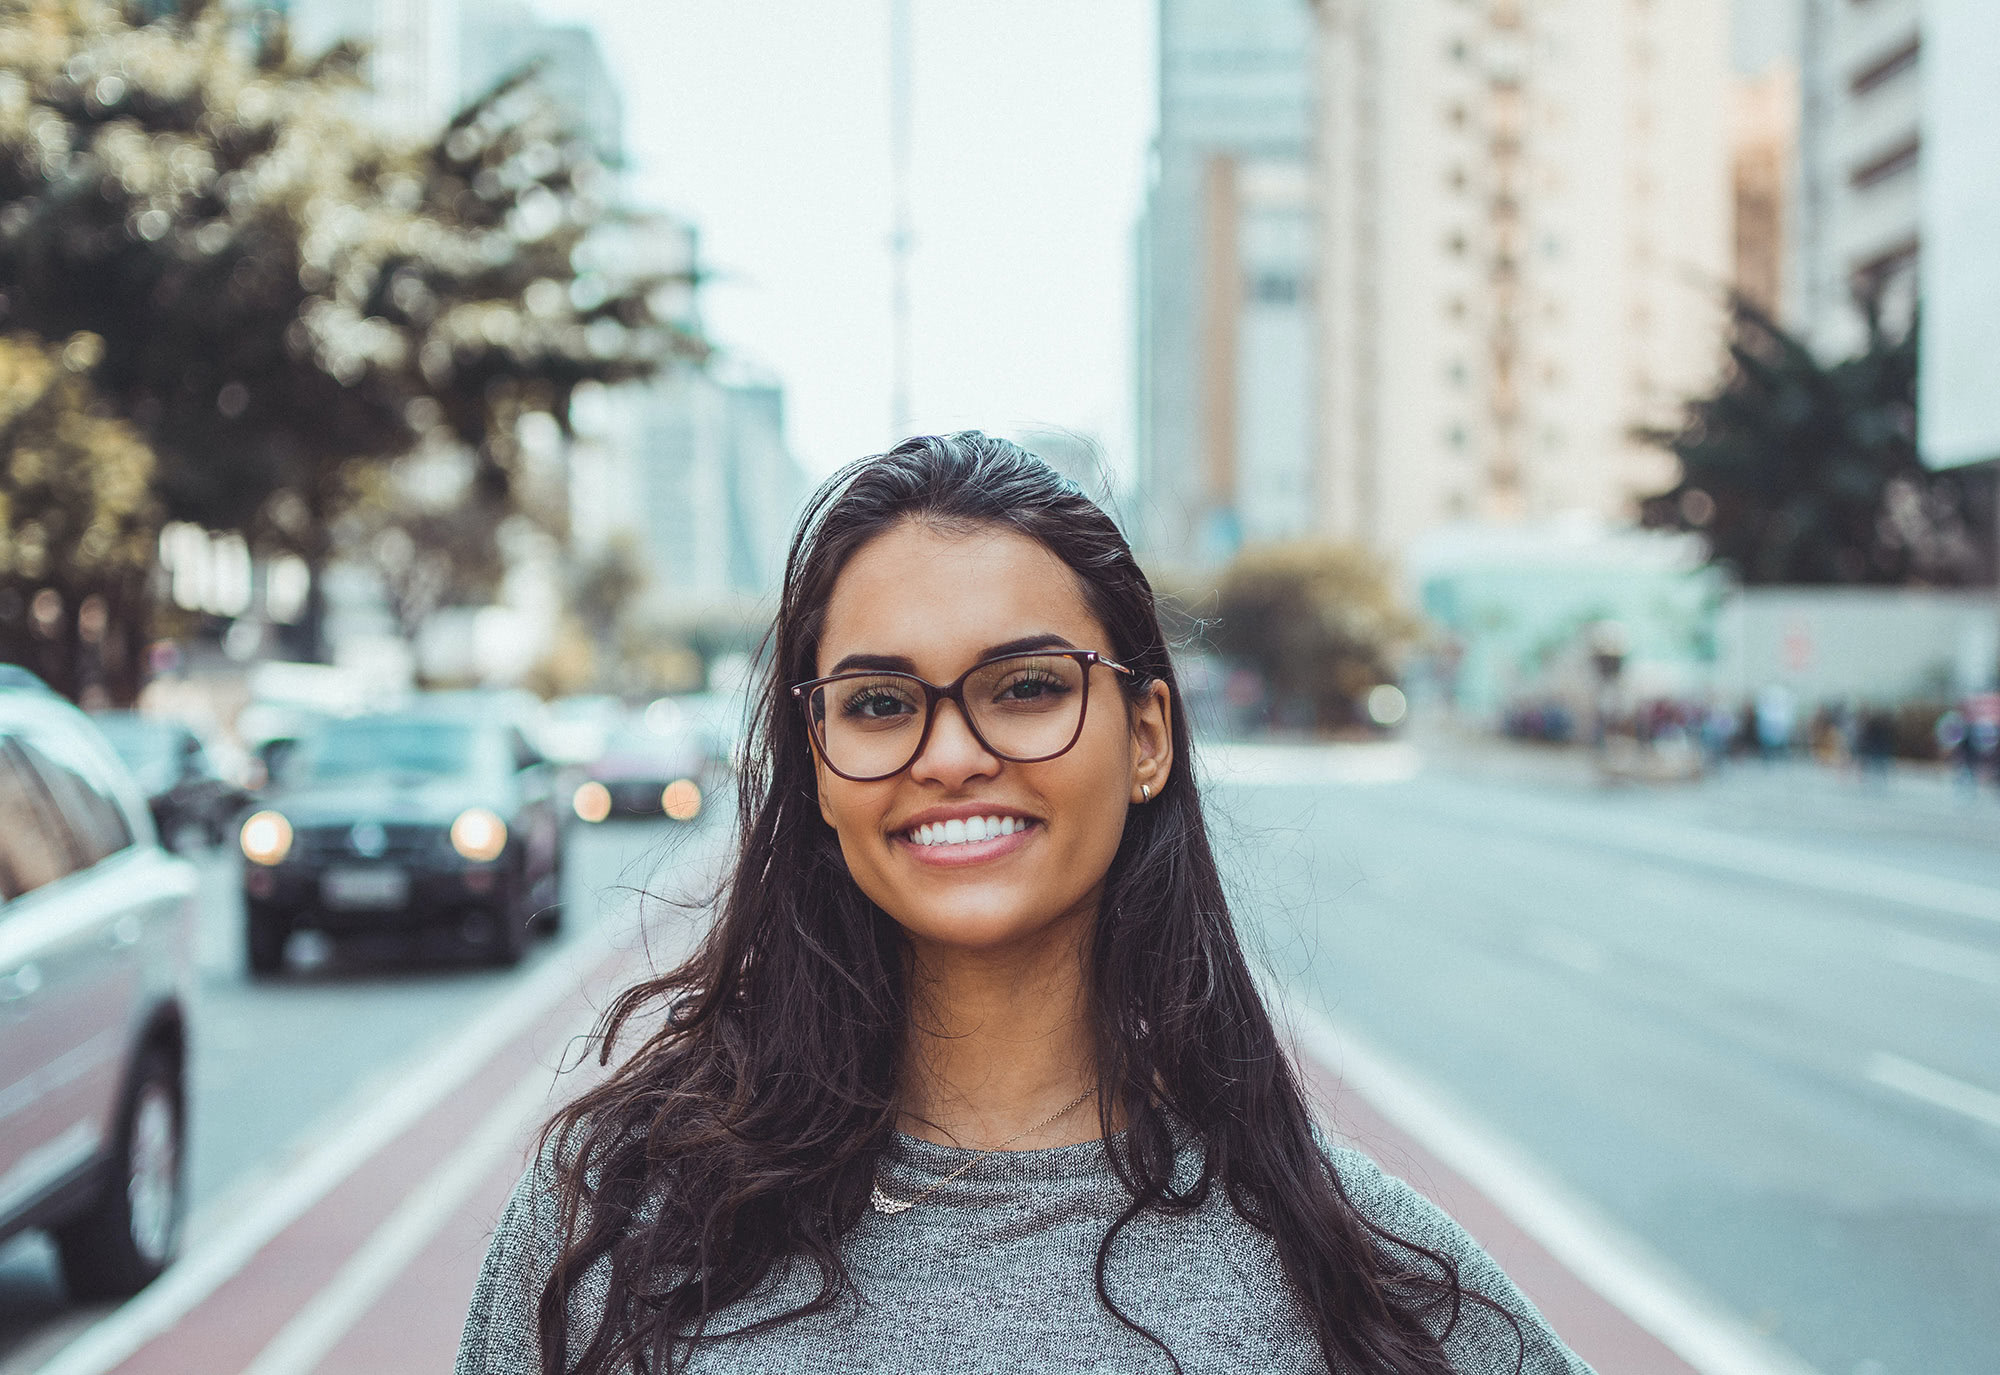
[807,653,1089,778]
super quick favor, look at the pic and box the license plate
[321,866,410,910]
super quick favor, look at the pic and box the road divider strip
[1268,981,1827,1375]
[1864,1052,2000,1132]
[35,913,635,1375]
[237,1029,588,1375]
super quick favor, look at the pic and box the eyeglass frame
[790,649,1138,782]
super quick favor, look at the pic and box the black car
[238,709,564,975]
[90,713,250,853]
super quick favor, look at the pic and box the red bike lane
[37,947,1786,1375]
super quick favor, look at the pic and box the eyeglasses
[792,650,1136,782]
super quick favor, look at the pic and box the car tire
[246,909,289,977]
[54,1047,185,1300]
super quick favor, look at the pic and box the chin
[897,898,1070,952]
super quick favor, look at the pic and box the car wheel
[246,909,289,977]
[55,1047,185,1300]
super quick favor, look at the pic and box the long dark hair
[538,432,1521,1373]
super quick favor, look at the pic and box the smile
[903,815,1029,847]
[893,813,1040,866]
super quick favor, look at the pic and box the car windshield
[289,719,481,783]
[91,716,183,775]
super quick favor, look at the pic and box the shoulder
[455,1134,589,1375]
[1317,1141,1597,1374]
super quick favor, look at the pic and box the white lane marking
[1865,1052,2000,1132]
[34,915,627,1375]
[1204,741,1424,787]
[1883,932,2000,989]
[240,1042,578,1375]
[1268,983,1826,1375]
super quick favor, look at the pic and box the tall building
[460,1,623,164]
[1135,0,1316,567]
[1312,0,1731,558]
[1791,0,1922,359]
[1731,62,1796,318]
[282,0,463,134]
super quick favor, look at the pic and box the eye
[994,670,1069,703]
[840,684,919,722]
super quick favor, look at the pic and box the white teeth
[906,816,1029,846]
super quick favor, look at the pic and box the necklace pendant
[870,1183,914,1216]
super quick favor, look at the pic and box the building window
[1850,134,1920,190]
[1850,36,1919,95]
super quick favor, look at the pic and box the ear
[1128,679,1173,804]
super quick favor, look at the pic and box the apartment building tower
[1312,0,1731,557]
[1135,0,1316,566]
[1792,0,1922,359]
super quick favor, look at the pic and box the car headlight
[661,779,702,822]
[572,781,611,823]
[450,808,508,862]
[240,810,293,866]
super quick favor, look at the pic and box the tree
[0,1,702,663]
[1638,294,1992,586]
[1211,541,1422,731]
[0,329,156,701]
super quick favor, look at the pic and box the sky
[533,0,1158,479]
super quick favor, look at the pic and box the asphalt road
[1209,742,2000,1375]
[0,810,718,1375]
[5,743,1996,1375]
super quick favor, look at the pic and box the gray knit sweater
[455,1131,1594,1374]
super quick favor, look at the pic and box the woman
[458,433,1591,1374]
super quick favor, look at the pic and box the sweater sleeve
[456,1151,565,1375]
[1326,1144,1598,1375]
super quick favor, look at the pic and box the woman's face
[811,519,1172,959]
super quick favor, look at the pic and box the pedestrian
[455,434,1591,1375]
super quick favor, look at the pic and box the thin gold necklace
[870,1086,1098,1216]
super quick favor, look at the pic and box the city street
[1214,739,2000,1375]
[2,740,1994,1374]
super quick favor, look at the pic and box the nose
[908,697,999,788]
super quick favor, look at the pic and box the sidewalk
[32,923,1805,1375]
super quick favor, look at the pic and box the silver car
[0,681,197,1298]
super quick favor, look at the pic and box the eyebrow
[827,633,1079,678]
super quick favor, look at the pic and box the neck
[898,907,1101,1151]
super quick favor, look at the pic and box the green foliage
[0,0,703,655]
[0,327,155,696]
[1638,295,1991,586]
[1211,541,1422,730]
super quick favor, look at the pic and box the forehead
[817,520,1108,677]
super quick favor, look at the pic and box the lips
[893,817,1038,867]
[889,803,1041,868]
